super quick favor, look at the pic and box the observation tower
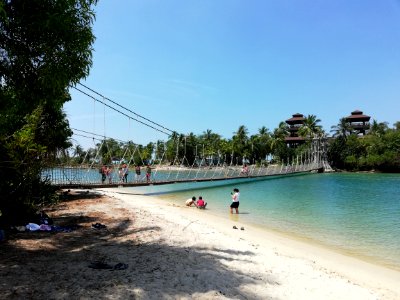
[285,113,306,147]
[345,110,371,135]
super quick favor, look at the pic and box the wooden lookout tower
[345,110,371,135]
[285,113,306,147]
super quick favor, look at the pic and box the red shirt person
[196,196,207,209]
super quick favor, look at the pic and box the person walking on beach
[145,164,152,183]
[230,188,240,214]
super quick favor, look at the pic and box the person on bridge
[241,164,249,176]
[145,164,152,183]
[118,167,124,183]
[106,166,113,184]
[122,164,129,183]
[196,196,207,209]
[230,188,240,214]
[135,165,141,182]
[185,196,196,207]
[100,165,107,184]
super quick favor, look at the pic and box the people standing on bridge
[100,165,107,184]
[135,165,141,182]
[145,164,152,183]
[106,166,113,184]
[230,188,240,214]
[118,167,124,183]
[122,164,129,183]
[241,164,249,176]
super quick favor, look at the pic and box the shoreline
[100,188,400,299]
[151,187,400,273]
[238,219,400,273]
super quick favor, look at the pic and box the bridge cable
[72,86,171,136]
[76,83,175,134]
[72,128,138,145]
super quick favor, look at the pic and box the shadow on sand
[0,194,279,299]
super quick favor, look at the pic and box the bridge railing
[43,161,325,187]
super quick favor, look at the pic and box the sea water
[149,173,400,271]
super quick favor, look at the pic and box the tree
[184,132,198,165]
[298,114,323,141]
[72,144,85,164]
[0,0,97,224]
[369,119,388,137]
[250,126,271,163]
[270,122,289,161]
[165,131,179,163]
[232,125,249,164]
[198,129,222,162]
[330,118,353,139]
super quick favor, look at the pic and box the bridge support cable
[175,139,190,181]
[153,142,167,180]
[76,83,175,135]
[78,139,92,169]
[195,156,205,180]
[186,155,199,180]
[72,86,172,137]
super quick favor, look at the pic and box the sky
[65,0,400,149]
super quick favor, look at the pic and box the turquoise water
[153,173,400,270]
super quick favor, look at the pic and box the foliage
[330,117,353,138]
[0,0,97,225]
[327,121,400,172]
[298,114,323,140]
[0,106,59,225]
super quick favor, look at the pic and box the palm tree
[271,122,288,145]
[184,132,198,165]
[369,119,388,137]
[199,129,221,158]
[232,125,249,164]
[258,126,269,136]
[256,126,271,161]
[298,114,322,141]
[202,129,213,141]
[269,122,289,162]
[72,144,84,158]
[330,118,353,139]
[233,125,248,141]
[165,131,179,163]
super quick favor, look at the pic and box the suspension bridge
[45,84,333,192]
[45,136,332,192]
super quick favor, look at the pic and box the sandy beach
[1,189,399,300]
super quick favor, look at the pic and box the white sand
[98,188,400,300]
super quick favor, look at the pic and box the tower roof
[345,110,370,121]
[286,113,305,124]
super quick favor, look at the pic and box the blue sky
[65,0,400,148]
